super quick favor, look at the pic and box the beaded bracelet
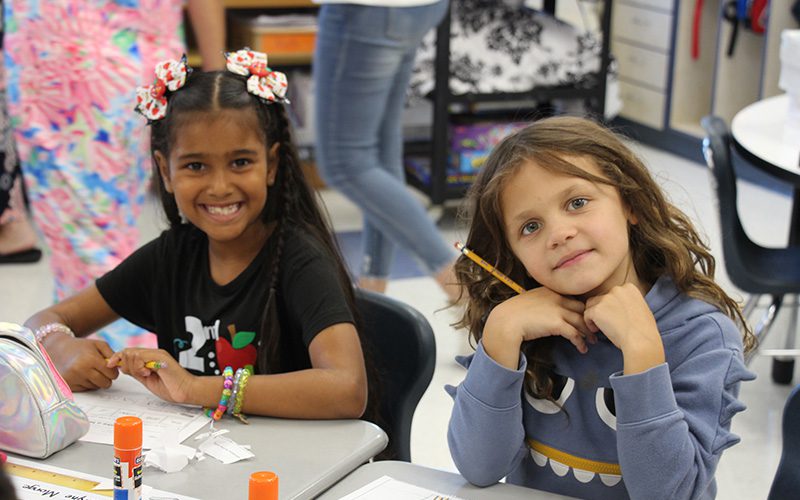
[227,368,245,416]
[34,323,76,343]
[232,368,250,415]
[208,366,234,421]
[232,367,252,424]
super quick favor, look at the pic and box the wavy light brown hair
[455,116,755,400]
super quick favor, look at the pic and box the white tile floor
[0,141,795,499]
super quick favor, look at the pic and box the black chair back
[356,289,436,462]
[701,115,800,295]
[768,384,800,499]
[702,115,763,292]
[702,114,800,380]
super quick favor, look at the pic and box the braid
[255,103,318,374]
[272,105,308,224]
[274,104,295,153]
[257,220,285,375]
[267,131,293,294]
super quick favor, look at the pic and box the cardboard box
[230,15,317,61]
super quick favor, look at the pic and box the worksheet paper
[7,456,199,500]
[73,375,209,449]
[337,475,465,500]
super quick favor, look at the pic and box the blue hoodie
[447,276,756,499]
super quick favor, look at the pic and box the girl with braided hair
[24,50,368,419]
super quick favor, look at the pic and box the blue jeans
[313,1,453,279]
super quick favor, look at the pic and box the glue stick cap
[114,416,142,449]
[249,471,278,500]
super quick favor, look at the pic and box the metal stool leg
[742,294,759,319]
[746,294,783,365]
[759,294,798,384]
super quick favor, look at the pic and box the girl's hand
[583,283,665,374]
[107,348,195,404]
[483,287,595,369]
[44,335,119,391]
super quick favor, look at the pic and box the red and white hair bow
[226,49,289,104]
[135,58,189,121]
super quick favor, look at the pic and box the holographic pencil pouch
[0,322,89,458]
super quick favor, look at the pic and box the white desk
[10,389,387,499]
[317,461,574,499]
[731,94,800,244]
[731,93,800,174]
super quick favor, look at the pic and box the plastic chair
[356,289,436,461]
[701,115,800,384]
[768,384,800,499]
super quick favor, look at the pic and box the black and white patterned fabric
[409,0,608,98]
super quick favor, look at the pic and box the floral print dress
[3,0,185,348]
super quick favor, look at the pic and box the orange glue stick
[114,416,143,500]
[249,471,278,500]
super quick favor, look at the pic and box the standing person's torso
[2,0,185,151]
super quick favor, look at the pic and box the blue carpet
[334,230,425,279]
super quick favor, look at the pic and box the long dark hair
[149,70,359,375]
[455,116,755,401]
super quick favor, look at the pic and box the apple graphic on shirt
[216,324,257,372]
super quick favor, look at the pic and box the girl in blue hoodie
[449,116,756,499]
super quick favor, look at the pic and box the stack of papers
[339,476,465,500]
[74,376,208,450]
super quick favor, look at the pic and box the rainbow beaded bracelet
[206,366,234,421]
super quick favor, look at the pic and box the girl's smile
[554,249,593,269]
[202,202,244,222]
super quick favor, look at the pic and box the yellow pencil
[107,359,167,370]
[142,360,167,370]
[455,242,526,294]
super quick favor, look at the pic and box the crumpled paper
[194,428,254,465]
[144,443,198,473]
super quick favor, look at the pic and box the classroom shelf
[185,0,317,68]
[420,0,613,204]
[615,0,798,161]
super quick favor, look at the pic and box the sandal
[0,247,42,264]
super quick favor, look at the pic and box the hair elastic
[134,56,190,122]
[134,48,289,124]
[225,49,290,104]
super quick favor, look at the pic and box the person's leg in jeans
[358,44,414,293]
[314,1,459,299]
[366,13,458,295]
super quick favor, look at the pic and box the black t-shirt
[96,224,354,376]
